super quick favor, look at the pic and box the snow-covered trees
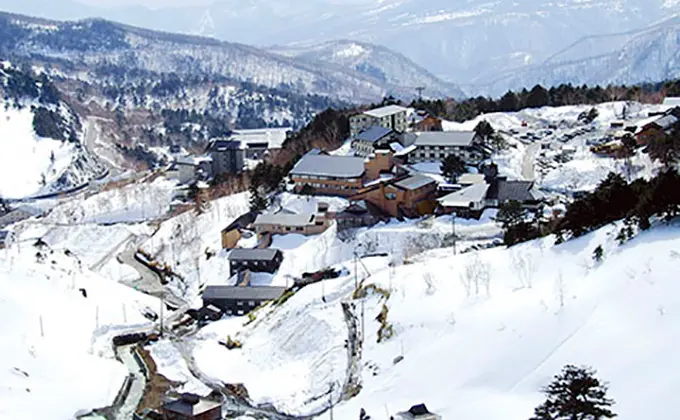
[531,365,617,420]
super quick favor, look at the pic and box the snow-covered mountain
[2,0,678,95]
[475,16,680,96]
[269,40,464,99]
[0,11,461,103]
[0,63,106,200]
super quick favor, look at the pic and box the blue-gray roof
[290,155,365,178]
[228,248,281,261]
[355,126,393,143]
[203,285,287,301]
[413,131,477,147]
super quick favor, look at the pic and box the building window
[249,301,256,307]
[237,310,244,316]
[237,301,244,306]
[385,193,397,200]
[296,227,303,232]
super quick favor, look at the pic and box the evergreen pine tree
[440,154,467,183]
[593,245,604,263]
[530,365,616,420]
[248,184,268,212]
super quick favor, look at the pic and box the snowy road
[114,345,148,420]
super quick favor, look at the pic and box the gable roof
[438,183,490,207]
[355,126,393,143]
[290,155,365,178]
[364,105,408,118]
[412,131,477,147]
[487,179,542,202]
[162,395,222,416]
[222,211,259,233]
[0,230,12,242]
[393,174,436,191]
[254,213,316,227]
[203,285,287,301]
[228,248,281,262]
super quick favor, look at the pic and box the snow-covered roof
[438,183,490,207]
[364,105,408,118]
[410,131,477,147]
[290,155,365,178]
[232,128,290,150]
[394,144,417,157]
[663,97,680,107]
[355,126,393,143]
[163,395,222,417]
[254,213,317,227]
[393,174,436,191]
[458,173,486,185]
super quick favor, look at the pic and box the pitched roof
[487,179,541,202]
[162,395,222,416]
[290,155,365,178]
[203,285,287,301]
[228,248,281,262]
[254,213,316,227]
[438,183,490,207]
[458,173,486,185]
[412,131,477,147]
[355,126,393,143]
[393,174,436,191]
[222,211,259,233]
[364,105,408,118]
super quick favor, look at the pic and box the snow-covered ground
[0,239,158,420]
[139,192,250,305]
[42,177,177,225]
[189,218,680,420]
[0,105,77,199]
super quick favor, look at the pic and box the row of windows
[296,175,361,183]
[302,182,358,190]
[232,260,270,267]
[236,300,258,307]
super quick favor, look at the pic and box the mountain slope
[0,12,461,103]
[3,0,678,94]
[269,40,465,99]
[0,63,106,200]
[476,17,680,96]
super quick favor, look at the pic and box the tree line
[408,80,680,123]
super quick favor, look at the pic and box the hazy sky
[77,0,214,8]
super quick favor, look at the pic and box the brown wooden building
[161,394,222,420]
[351,174,437,218]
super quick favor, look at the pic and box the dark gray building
[202,285,287,315]
[206,139,244,176]
[228,248,284,277]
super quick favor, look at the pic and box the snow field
[0,241,159,420]
[0,105,75,199]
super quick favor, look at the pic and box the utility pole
[159,289,164,338]
[328,382,335,420]
[354,252,358,290]
[452,211,457,256]
[415,86,425,100]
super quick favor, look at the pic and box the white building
[231,128,292,160]
[405,131,487,164]
[350,105,409,136]
[662,97,680,107]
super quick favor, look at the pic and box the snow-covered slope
[7,0,679,95]
[269,40,465,99]
[477,16,680,96]
[0,11,461,104]
[0,64,106,200]
[188,219,680,419]
[0,235,158,419]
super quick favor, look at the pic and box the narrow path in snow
[113,345,149,420]
[341,301,363,401]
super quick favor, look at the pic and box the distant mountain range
[1,0,678,96]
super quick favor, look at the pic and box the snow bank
[0,240,158,419]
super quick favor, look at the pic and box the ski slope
[189,220,680,419]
